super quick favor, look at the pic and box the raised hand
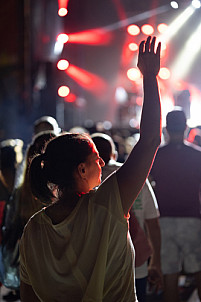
[137,36,161,76]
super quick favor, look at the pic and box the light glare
[159,67,171,80]
[57,59,69,70]
[57,33,69,44]
[192,0,201,8]
[58,86,70,97]
[160,6,195,44]
[127,68,141,81]
[54,41,64,55]
[128,42,138,52]
[171,21,201,81]
[170,1,179,9]
[141,24,154,35]
[157,23,168,34]
[127,25,140,36]
[58,8,68,17]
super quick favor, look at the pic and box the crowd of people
[0,36,200,302]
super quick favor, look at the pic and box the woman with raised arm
[20,36,161,302]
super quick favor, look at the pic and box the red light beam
[58,0,69,16]
[65,65,108,98]
[68,29,112,45]
[58,0,69,9]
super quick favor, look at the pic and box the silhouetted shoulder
[184,141,201,152]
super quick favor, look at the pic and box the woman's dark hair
[29,133,94,203]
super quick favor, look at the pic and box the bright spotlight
[127,68,141,81]
[58,86,70,97]
[159,67,171,80]
[192,0,201,8]
[128,42,138,52]
[160,5,195,44]
[57,59,69,70]
[57,33,69,44]
[171,21,201,81]
[157,23,168,34]
[127,25,140,36]
[54,41,64,55]
[170,1,179,9]
[115,87,128,104]
[141,24,154,35]
[58,8,68,17]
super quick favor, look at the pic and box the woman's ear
[77,162,86,179]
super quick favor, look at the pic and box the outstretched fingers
[150,36,156,53]
[139,40,145,55]
[156,41,161,56]
[137,36,161,76]
[145,36,151,53]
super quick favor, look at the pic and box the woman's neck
[45,193,80,225]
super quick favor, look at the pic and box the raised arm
[116,36,161,216]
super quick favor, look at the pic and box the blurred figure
[69,126,89,134]
[91,132,121,180]
[0,139,23,301]
[33,116,61,136]
[187,127,201,147]
[1,131,56,301]
[91,132,162,302]
[0,140,23,239]
[150,108,201,302]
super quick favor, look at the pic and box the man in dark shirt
[150,108,201,302]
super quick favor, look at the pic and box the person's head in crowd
[33,116,61,136]
[19,131,57,223]
[90,132,117,165]
[29,133,105,204]
[0,139,23,172]
[27,130,57,165]
[166,107,187,142]
[69,126,89,134]
[0,139,24,193]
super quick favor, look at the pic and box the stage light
[127,68,141,81]
[192,0,201,8]
[160,5,195,44]
[58,86,70,97]
[65,64,107,98]
[58,8,68,17]
[128,42,138,52]
[171,20,201,81]
[127,24,140,36]
[115,87,128,104]
[57,33,69,44]
[58,0,69,16]
[157,23,168,34]
[68,29,112,45]
[57,59,69,70]
[141,24,154,35]
[159,67,171,80]
[170,1,179,9]
[54,41,64,55]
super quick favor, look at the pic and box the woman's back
[20,174,136,302]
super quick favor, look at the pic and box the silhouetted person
[33,116,61,136]
[150,108,201,302]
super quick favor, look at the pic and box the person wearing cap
[33,116,61,136]
[150,107,201,302]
